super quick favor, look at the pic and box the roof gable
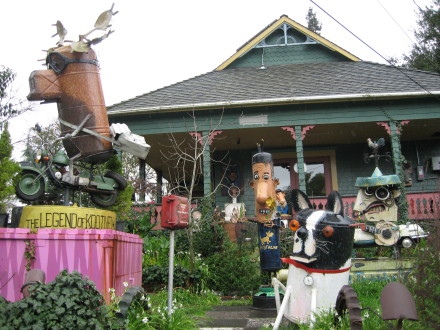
[215,15,360,71]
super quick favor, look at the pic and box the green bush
[406,220,440,328]
[204,240,261,296]
[191,197,226,258]
[124,204,157,236]
[0,270,110,329]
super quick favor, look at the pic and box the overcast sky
[1,0,433,158]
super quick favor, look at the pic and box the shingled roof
[108,61,440,115]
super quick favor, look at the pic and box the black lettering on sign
[22,209,116,229]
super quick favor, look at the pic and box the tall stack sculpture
[249,142,282,273]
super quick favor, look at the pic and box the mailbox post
[161,195,189,316]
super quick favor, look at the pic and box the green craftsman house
[108,15,440,221]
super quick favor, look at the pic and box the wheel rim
[19,173,43,195]
[96,193,115,203]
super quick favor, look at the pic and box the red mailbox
[161,195,189,229]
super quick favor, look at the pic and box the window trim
[273,150,338,195]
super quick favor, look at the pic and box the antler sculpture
[50,3,118,52]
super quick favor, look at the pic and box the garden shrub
[191,197,226,258]
[204,240,261,296]
[0,270,110,329]
[124,204,156,237]
[406,220,440,328]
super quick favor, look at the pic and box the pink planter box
[0,228,143,303]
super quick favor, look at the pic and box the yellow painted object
[19,205,116,230]
[350,257,414,282]
[276,257,415,283]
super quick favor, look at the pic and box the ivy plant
[0,270,110,329]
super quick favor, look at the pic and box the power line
[376,0,415,45]
[309,0,438,100]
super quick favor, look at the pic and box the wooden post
[139,159,146,202]
[295,125,306,192]
[156,169,163,203]
[202,131,212,196]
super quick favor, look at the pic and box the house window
[274,156,332,197]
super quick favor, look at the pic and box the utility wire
[376,0,415,44]
[309,0,438,99]
[412,0,423,12]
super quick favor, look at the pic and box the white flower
[123,282,129,288]
[142,317,148,323]
[108,288,115,293]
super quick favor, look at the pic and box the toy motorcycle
[15,139,127,208]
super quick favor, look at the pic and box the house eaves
[107,91,440,117]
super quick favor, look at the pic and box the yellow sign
[19,205,116,230]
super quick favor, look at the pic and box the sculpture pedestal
[0,228,143,303]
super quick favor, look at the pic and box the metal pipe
[167,230,175,317]
[273,285,291,330]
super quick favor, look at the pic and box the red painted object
[161,195,189,229]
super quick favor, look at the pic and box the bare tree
[122,152,157,202]
[159,110,229,269]
[160,110,228,202]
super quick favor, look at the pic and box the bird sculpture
[51,20,67,46]
[364,137,390,167]
[367,137,385,152]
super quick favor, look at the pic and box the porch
[310,192,440,222]
[141,191,439,229]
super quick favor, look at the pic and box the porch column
[295,125,306,192]
[389,121,402,178]
[139,159,146,202]
[202,131,212,196]
[156,169,163,203]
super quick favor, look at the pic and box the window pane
[274,163,291,191]
[306,163,325,197]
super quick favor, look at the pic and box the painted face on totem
[353,185,401,222]
[250,162,279,223]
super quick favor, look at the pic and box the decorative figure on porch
[353,137,426,248]
[272,189,355,327]
[222,185,246,222]
[363,137,391,167]
[249,141,282,272]
[222,163,243,196]
[275,189,289,216]
[353,167,402,246]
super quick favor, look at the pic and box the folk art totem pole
[249,142,282,273]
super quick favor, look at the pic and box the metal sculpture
[222,185,246,222]
[272,189,355,327]
[18,5,150,207]
[335,282,419,329]
[353,138,426,248]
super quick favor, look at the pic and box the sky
[0,0,434,159]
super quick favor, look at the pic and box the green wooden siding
[227,44,347,69]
